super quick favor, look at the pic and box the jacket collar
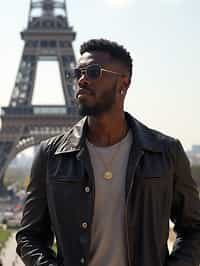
[54,112,163,155]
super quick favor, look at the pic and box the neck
[87,111,128,146]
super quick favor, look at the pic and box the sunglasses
[73,64,124,81]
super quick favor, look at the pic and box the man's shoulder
[40,117,86,154]
[146,125,180,156]
[143,121,177,144]
[127,113,180,152]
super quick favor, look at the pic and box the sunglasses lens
[87,65,101,80]
[74,68,81,80]
[73,65,101,80]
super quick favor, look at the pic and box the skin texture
[75,51,130,147]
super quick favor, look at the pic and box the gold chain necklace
[90,139,124,180]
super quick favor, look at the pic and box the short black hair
[80,38,133,84]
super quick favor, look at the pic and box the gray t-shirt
[86,130,133,266]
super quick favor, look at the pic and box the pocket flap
[48,175,81,183]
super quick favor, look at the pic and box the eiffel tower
[0,0,80,192]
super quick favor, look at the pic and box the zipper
[125,150,144,266]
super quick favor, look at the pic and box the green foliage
[3,166,30,190]
[0,229,11,250]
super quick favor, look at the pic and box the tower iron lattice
[0,0,80,191]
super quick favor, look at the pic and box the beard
[78,84,116,116]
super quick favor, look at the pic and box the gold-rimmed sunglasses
[73,64,124,81]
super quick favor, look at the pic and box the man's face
[75,51,125,116]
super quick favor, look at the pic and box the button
[85,186,90,193]
[80,257,85,264]
[82,222,88,229]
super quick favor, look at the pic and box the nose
[77,72,90,87]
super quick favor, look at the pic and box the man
[16,39,200,266]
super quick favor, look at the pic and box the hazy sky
[0,0,199,150]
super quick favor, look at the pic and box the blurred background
[0,0,199,265]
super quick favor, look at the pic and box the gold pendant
[104,171,112,180]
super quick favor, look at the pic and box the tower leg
[10,54,37,107]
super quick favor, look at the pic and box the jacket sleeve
[168,139,200,266]
[16,142,59,266]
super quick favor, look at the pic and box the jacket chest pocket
[136,170,171,188]
[47,153,84,183]
[47,175,81,184]
[134,154,173,205]
[46,154,84,204]
[131,171,173,229]
[47,175,81,201]
[142,175,168,183]
[135,151,173,185]
[46,175,81,232]
[46,174,82,221]
[133,165,173,214]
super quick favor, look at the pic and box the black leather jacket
[16,113,200,266]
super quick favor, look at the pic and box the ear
[122,76,130,90]
[117,76,129,96]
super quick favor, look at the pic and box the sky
[0,0,200,151]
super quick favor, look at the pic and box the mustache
[75,86,94,97]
